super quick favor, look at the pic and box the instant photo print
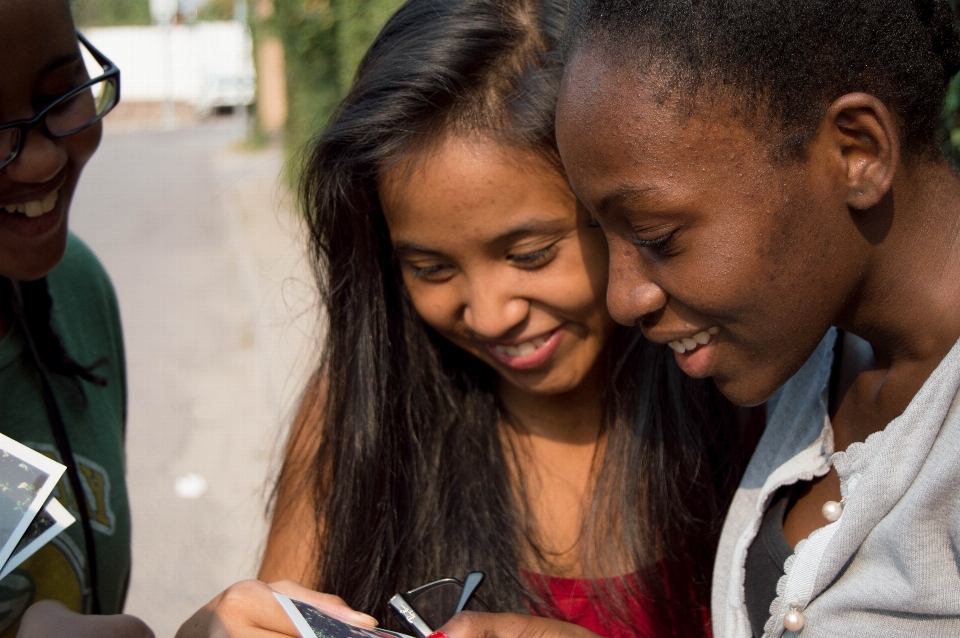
[0,497,75,579]
[274,593,413,638]
[0,433,66,569]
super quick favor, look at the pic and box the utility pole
[235,0,250,135]
[150,0,179,129]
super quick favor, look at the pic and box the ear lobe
[823,93,899,210]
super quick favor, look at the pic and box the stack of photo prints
[275,593,414,638]
[0,433,74,579]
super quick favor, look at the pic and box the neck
[843,160,960,367]
[496,368,605,445]
[496,364,606,577]
[831,159,960,448]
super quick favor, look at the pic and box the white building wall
[80,22,256,109]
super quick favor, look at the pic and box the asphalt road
[69,116,318,637]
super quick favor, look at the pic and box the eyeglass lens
[47,77,118,136]
[404,582,489,629]
[0,129,19,167]
[0,76,118,169]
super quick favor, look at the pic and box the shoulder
[46,233,122,333]
[49,233,118,305]
[45,233,125,382]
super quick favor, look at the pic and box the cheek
[66,122,102,175]
[401,276,461,336]
[578,230,610,301]
[548,241,611,321]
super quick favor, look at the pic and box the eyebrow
[393,219,568,255]
[596,184,660,214]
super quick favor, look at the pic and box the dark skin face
[557,48,960,545]
[0,0,102,335]
[555,50,869,407]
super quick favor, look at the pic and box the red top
[526,572,711,638]
[528,573,657,638]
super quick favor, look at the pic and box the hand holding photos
[275,593,413,638]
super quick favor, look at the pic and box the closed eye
[508,243,559,268]
[632,231,675,255]
[407,262,455,281]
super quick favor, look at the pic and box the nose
[4,128,68,184]
[461,278,530,339]
[605,245,667,327]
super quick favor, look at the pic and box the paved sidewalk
[69,117,318,637]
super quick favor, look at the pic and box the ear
[819,93,900,210]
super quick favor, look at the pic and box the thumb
[268,580,379,627]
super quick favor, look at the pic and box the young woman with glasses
[178,0,757,637]
[0,0,149,636]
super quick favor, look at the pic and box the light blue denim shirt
[712,329,960,637]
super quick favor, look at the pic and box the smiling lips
[484,327,564,371]
[0,191,59,218]
[668,326,719,354]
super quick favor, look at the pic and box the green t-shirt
[0,233,130,635]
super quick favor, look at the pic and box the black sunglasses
[388,571,489,637]
[0,31,121,170]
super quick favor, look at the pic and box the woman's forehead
[381,136,576,246]
[0,0,78,90]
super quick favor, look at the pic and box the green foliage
[196,0,237,21]
[941,73,960,169]
[71,0,152,26]
[270,0,403,163]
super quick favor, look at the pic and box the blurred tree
[940,0,960,169]
[941,73,960,169]
[269,0,402,163]
[71,0,152,26]
[196,0,236,21]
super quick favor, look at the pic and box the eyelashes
[508,242,558,267]
[632,231,675,254]
[405,243,560,281]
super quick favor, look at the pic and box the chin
[712,371,780,408]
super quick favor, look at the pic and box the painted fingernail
[355,612,379,626]
[426,633,449,638]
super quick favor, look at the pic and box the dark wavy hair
[281,0,749,634]
[565,0,960,159]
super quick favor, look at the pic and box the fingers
[437,612,601,638]
[16,600,155,638]
[266,581,378,627]
[175,579,301,638]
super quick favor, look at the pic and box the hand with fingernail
[175,580,378,638]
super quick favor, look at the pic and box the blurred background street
[63,0,409,633]
[69,115,318,637]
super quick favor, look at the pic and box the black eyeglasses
[0,31,121,170]
[388,571,489,637]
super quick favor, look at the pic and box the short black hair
[566,0,960,158]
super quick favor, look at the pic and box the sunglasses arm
[388,593,434,638]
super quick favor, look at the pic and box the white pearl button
[783,608,805,632]
[821,499,843,522]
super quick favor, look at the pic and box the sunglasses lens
[406,582,489,628]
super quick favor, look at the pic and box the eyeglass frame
[388,571,487,638]
[0,30,121,170]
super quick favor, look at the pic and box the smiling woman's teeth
[494,336,548,357]
[0,191,59,218]
[669,327,719,354]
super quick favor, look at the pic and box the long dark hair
[286,0,746,634]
